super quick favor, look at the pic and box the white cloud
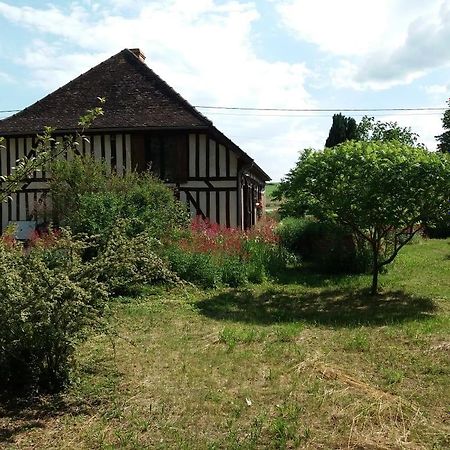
[276,0,447,90]
[330,60,425,91]
[425,84,449,96]
[0,0,316,180]
[274,0,437,57]
[0,71,14,83]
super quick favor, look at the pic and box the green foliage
[49,155,110,224]
[93,220,177,296]
[166,217,290,288]
[425,215,450,238]
[277,217,371,273]
[220,255,249,287]
[244,238,292,282]
[436,98,450,153]
[0,231,107,394]
[277,141,450,293]
[50,156,189,241]
[325,113,358,148]
[71,191,124,237]
[273,149,312,218]
[166,247,221,289]
[356,115,423,147]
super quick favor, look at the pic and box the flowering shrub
[0,230,107,395]
[180,216,279,258]
[167,216,289,287]
[92,219,178,295]
[0,220,178,396]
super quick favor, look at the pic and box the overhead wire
[194,105,447,112]
[0,105,447,115]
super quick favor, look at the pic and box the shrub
[220,255,249,287]
[166,247,221,288]
[0,230,107,395]
[168,216,291,287]
[49,156,189,242]
[70,191,124,237]
[93,220,178,296]
[50,155,110,223]
[277,217,371,274]
[425,215,450,238]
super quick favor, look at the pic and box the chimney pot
[130,48,146,62]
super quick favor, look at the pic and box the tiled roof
[0,49,211,134]
[0,49,270,181]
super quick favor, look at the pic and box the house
[0,48,270,233]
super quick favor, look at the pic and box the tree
[436,98,450,153]
[276,141,450,294]
[356,115,424,147]
[325,113,358,148]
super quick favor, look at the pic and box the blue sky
[0,0,449,180]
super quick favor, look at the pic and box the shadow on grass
[0,395,73,444]
[196,287,437,328]
[274,266,360,287]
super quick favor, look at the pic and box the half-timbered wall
[1,131,264,233]
[178,133,239,228]
[0,133,132,232]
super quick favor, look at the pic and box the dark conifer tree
[325,113,357,148]
[436,98,450,153]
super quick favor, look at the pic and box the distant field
[2,238,449,449]
[265,182,280,214]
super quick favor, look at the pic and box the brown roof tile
[0,49,211,134]
[0,49,270,181]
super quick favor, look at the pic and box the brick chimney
[130,48,146,62]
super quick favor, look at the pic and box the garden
[0,124,449,448]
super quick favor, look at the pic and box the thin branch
[379,226,423,267]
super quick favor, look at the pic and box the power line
[194,105,447,112]
[205,111,443,118]
[1,105,448,115]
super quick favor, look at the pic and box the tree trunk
[371,265,379,295]
[371,241,379,295]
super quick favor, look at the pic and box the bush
[50,156,189,242]
[50,156,110,223]
[277,217,371,274]
[0,230,107,395]
[166,247,221,288]
[70,191,124,237]
[220,255,249,287]
[425,215,450,238]
[93,220,178,295]
[166,217,292,287]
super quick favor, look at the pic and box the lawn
[1,239,449,449]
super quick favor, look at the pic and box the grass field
[265,183,280,215]
[1,239,449,449]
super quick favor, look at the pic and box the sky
[0,0,449,181]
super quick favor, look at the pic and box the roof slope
[0,49,211,134]
[0,49,270,181]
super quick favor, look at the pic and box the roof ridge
[122,48,212,126]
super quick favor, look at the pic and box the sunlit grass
[1,238,448,449]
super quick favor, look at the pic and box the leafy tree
[276,141,450,294]
[356,115,423,147]
[325,113,358,148]
[436,98,450,153]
